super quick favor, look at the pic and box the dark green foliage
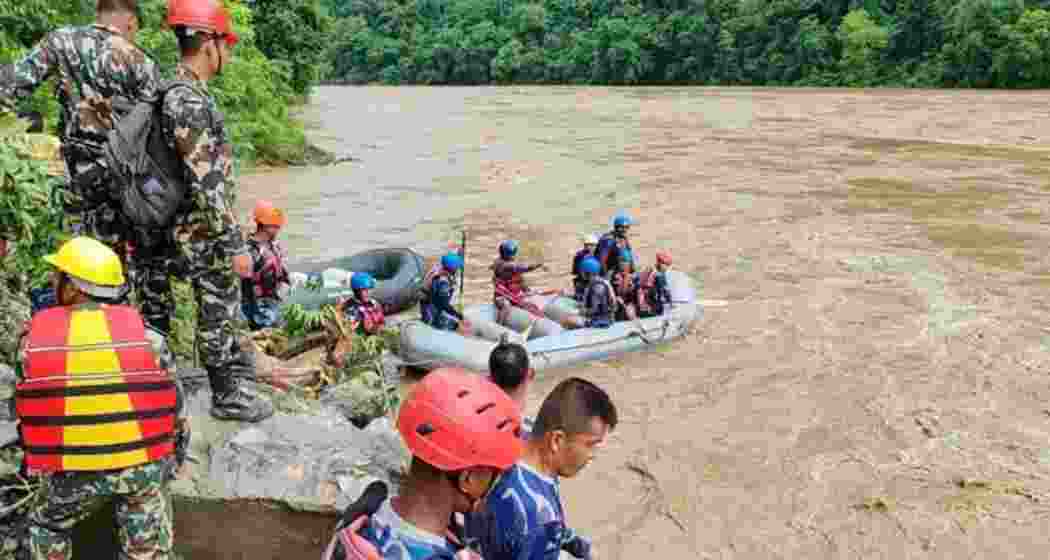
[321,0,1050,88]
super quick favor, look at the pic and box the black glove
[328,481,389,560]
[335,480,388,531]
[562,534,592,560]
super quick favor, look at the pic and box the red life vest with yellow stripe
[15,304,177,474]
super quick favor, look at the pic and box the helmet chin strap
[213,36,224,77]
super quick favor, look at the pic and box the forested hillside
[320,0,1050,87]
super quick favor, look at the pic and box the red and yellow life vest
[15,304,177,474]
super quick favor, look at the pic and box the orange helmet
[398,368,523,471]
[254,200,286,227]
[656,252,672,266]
[167,0,239,46]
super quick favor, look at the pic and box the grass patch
[1009,210,1043,223]
[846,178,1031,272]
[855,496,895,513]
[925,222,1030,271]
[846,178,1010,221]
[941,478,1034,527]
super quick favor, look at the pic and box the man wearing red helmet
[323,368,525,560]
[135,0,274,422]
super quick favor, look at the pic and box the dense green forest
[319,0,1050,87]
[0,0,331,165]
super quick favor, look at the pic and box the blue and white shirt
[467,462,590,560]
[361,498,459,560]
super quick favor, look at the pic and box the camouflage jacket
[162,65,246,261]
[0,24,159,151]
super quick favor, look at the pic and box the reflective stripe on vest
[16,304,176,473]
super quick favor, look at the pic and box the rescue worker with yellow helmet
[15,236,187,560]
[242,200,291,330]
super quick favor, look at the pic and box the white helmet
[583,233,599,245]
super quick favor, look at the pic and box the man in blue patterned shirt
[468,377,618,560]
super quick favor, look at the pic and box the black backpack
[103,79,207,231]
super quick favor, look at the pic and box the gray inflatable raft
[397,270,702,372]
[283,248,426,314]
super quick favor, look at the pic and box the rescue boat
[396,270,702,372]
[283,247,426,314]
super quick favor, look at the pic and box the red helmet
[167,0,239,46]
[398,368,523,471]
[254,200,286,226]
[656,251,672,266]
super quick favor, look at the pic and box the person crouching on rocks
[341,272,386,337]
[322,367,524,560]
[242,200,290,331]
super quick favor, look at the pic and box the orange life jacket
[15,304,177,474]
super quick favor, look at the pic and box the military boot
[207,365,274,423]
[210,385,274,423]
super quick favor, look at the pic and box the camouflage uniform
[135,64,271,421]
[17,320,182,560]
[0,24,159,259]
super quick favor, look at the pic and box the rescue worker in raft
[609,248,637,322]
[242,200,291,330]
[492,239,546,325]
[15,236,186,560]
[420,252,471,333]
[636,251,673,318]
[340,272,386,337]
[596,213,634,277]
[322,367,524,560]
[571,233,598,302]
[578,256,616,328]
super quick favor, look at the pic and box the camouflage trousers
[27,459,174,560]
[0,278,30,367]
[134,247,250,390]
[56,181,131,269]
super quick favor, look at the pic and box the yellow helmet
[43,237,126,299]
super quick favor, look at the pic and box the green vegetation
[320,0,1050,87]
[1,0,332,165]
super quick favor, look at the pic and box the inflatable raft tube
[464,304,563,341]
[398,271,702,373]
[284,248,426,314]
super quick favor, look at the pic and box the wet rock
[172,377,408,514]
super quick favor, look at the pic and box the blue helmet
[351,272,375,291]
[612,213,633,229]
[441,252,463,271]
[580,256,600,275]
[499,240,518,259]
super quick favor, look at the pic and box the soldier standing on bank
[16,237,184,560]
[134,0,273,422]
[0,0,159,266]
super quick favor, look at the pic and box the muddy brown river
[234,87,1050,559]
